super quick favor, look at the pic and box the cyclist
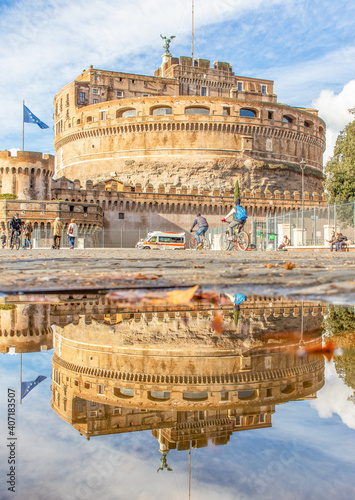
[190,213,209,249]
[221,198,247,240]
[9,213,23,248]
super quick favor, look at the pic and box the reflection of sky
[1,354,355,500]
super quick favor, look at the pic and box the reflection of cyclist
[221,198,247,240]
[9,213,23,247]
[190,213,209,249]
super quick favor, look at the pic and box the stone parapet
[0,200,102,233]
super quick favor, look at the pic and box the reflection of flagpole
[189,441,191,500]
[22,100,25,151]
[20,353,23,405]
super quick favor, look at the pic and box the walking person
[52,217,64,249]
[67,219,78,249]
[1,232,6,248]
[23,220,33,249]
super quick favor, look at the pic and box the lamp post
[300,159,306,245]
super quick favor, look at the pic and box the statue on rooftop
[160,34,176,57]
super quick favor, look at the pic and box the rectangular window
[223,107,231,116]
[69,205,74,212]
[94,76,98,82]
[118,213,124,219]
[98,385,104,394]
[261,85,267,94]
[235,416,241,425]
[259,413,266,423]
[158,237,171,242]
[201,87,207,96]
[266,388,272,397]
[221,391,229,401]
[237,82,243,91]
[116,91,123,98]
[92,88,99,94]
[268,111,273,120]
[93,98,98,104]
[79,92,85,102]
[131,79,135,84]
[100,111,106,120]
[66,94,69,105]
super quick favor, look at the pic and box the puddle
[0,293,354,499]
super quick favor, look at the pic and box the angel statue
[160,34,176,56]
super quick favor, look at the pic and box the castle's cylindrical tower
[0,151,55,200]
[54,96,326,194]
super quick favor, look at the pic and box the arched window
[151,106,172,116]
[184,107,210,115]
[304,120,313,128]
[116,108,136,118]
[282,115,294,124]
[240,108,256,118]
[86,116,92,123]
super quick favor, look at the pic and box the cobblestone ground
[0,248,354,303]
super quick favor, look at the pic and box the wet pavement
[0,248,355,303]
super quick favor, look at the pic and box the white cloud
[310,361,355,429]
[312,80,355,162]
[0,0,289,152]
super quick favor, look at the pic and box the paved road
[0,248,354,303]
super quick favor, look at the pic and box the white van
[136,231,186,250]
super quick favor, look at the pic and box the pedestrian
[335,232,347,252]
[52,217,64,249]
[67,218,78,249]
[23,220,33,249]
[278,235,290,251]
[326,230,337,252]
[1,232,6,248]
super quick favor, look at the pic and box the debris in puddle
[211,314,224,335]
[297,341,341,362]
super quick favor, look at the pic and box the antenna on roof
[191,0,194,63]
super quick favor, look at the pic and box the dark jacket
[190,216,208,231]
[9,217,23,231]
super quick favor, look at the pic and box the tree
[234,179,240,201]
[324,115,355,227]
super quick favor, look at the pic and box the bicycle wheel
[15,235,21,250]
[220,232,232,251]
[202,236,210,250]
[189,236,197,249]
[237,231,249,251]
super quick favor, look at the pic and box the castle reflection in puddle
[1,294,325,463]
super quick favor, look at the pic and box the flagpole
[191,0,194,63]
[22,100,25,151]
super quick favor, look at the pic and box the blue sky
[0,0,355,162]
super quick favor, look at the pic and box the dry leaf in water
[211,314,224,335]
[166,285,199,305]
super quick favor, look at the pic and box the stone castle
[0,49,327,239]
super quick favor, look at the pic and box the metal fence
[18,203,355,250]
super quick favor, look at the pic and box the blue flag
[21,375,47,400]
[23,104,49,129]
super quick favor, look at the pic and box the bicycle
[189,230,210,250]
[10,230,21,250]
[220,222,249,251]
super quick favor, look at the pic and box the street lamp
[300,159,306,245]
